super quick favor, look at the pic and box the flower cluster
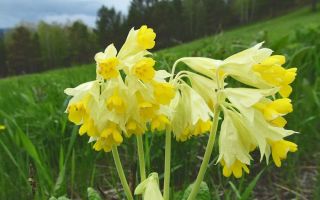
[65,26,298,181]
[65,25,176,152]
[175,43,298,178]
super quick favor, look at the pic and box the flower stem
[163,128,172,200]
[111,146,134,200]
[136,134,146,181]
[187,106,221,200]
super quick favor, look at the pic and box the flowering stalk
[187,105,221,200]
[163,128,172,200]
[111,146,134,200]
[136,135,146,181]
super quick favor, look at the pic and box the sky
[0,0,131,29]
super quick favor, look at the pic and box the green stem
[136,134,146,181]
[112,146,134,200]
[163,128,172,200]
[187,106,221,200]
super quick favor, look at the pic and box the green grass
[0,7,320,200]
[160,7,320,57]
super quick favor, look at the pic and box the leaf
[240,170,264,200]
[87,187,102,200]
[53,126,78,194]
[0,110,53,187]
[182,181,211,200]
[229,181,241,199]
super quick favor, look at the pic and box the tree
[182,0,207,40]
[95,6,124,50]
[0,37,7,76]
[29,33,43,73]
[37,22,70,69]
[127,0,147,27]
[6,26,42,74]
[68,21,93,65]
[311,0,317,11]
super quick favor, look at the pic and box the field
[0,8,320,200]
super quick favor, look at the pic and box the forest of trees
[0,0,317,77]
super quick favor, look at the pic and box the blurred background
[0,0,319,200]
[0,0,318,77]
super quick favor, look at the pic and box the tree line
[0,0,316,77]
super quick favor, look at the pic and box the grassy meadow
[0,7,320,200]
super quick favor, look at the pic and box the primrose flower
[170,84,213,141]
[253,55,297,97]
[65,25,176,153]
[172,43,298,178]
[135,173,163,200]
[0,125,5,131]
[175,43,297,97]
[217,87,297,177]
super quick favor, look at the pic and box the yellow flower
[188,72,218,110]
[270,117,287,128]
[173,43,273,89]
[93,123,123,152]
[135,173,163,200]
[65,26,162,152]
[139,101,159,120]
[176,127,191,142]
[132,58,156,82]
[253,55,297,97]
[193,120,211,136]
[137,25,156,50]
[254,98,293,127]
[106,89,126,114]
[0,125,5,131]
[221,159,250,178]
[151,115,170,132]
[175,120,212,141]
[79,115,98,137]
[152,81,175,105]
[67,102,86,125]
[217,108,253,173]
[270,139,297,167]
[98,57,120,80]
[136,92,159,120]
[125,120,145,136]
[220,88,296,162]
[171,84,212,141]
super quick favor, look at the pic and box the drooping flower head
[65,25,176,152]
[172,43,298,178]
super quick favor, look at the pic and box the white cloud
[0,0,131,28]
[43,14,97,27]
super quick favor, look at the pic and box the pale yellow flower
[170,84,213,141]
[135,173,163,200]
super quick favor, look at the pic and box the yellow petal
[271,117,287,127]
[232,165,243,178]
[137,25,156,49]
[113,131,123,144]
[269,98,293,114]
[283,68,297,84]
[223,165,232,177]
[132,58,156,82]
[153,82,175,105]
[279,85,292,97]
